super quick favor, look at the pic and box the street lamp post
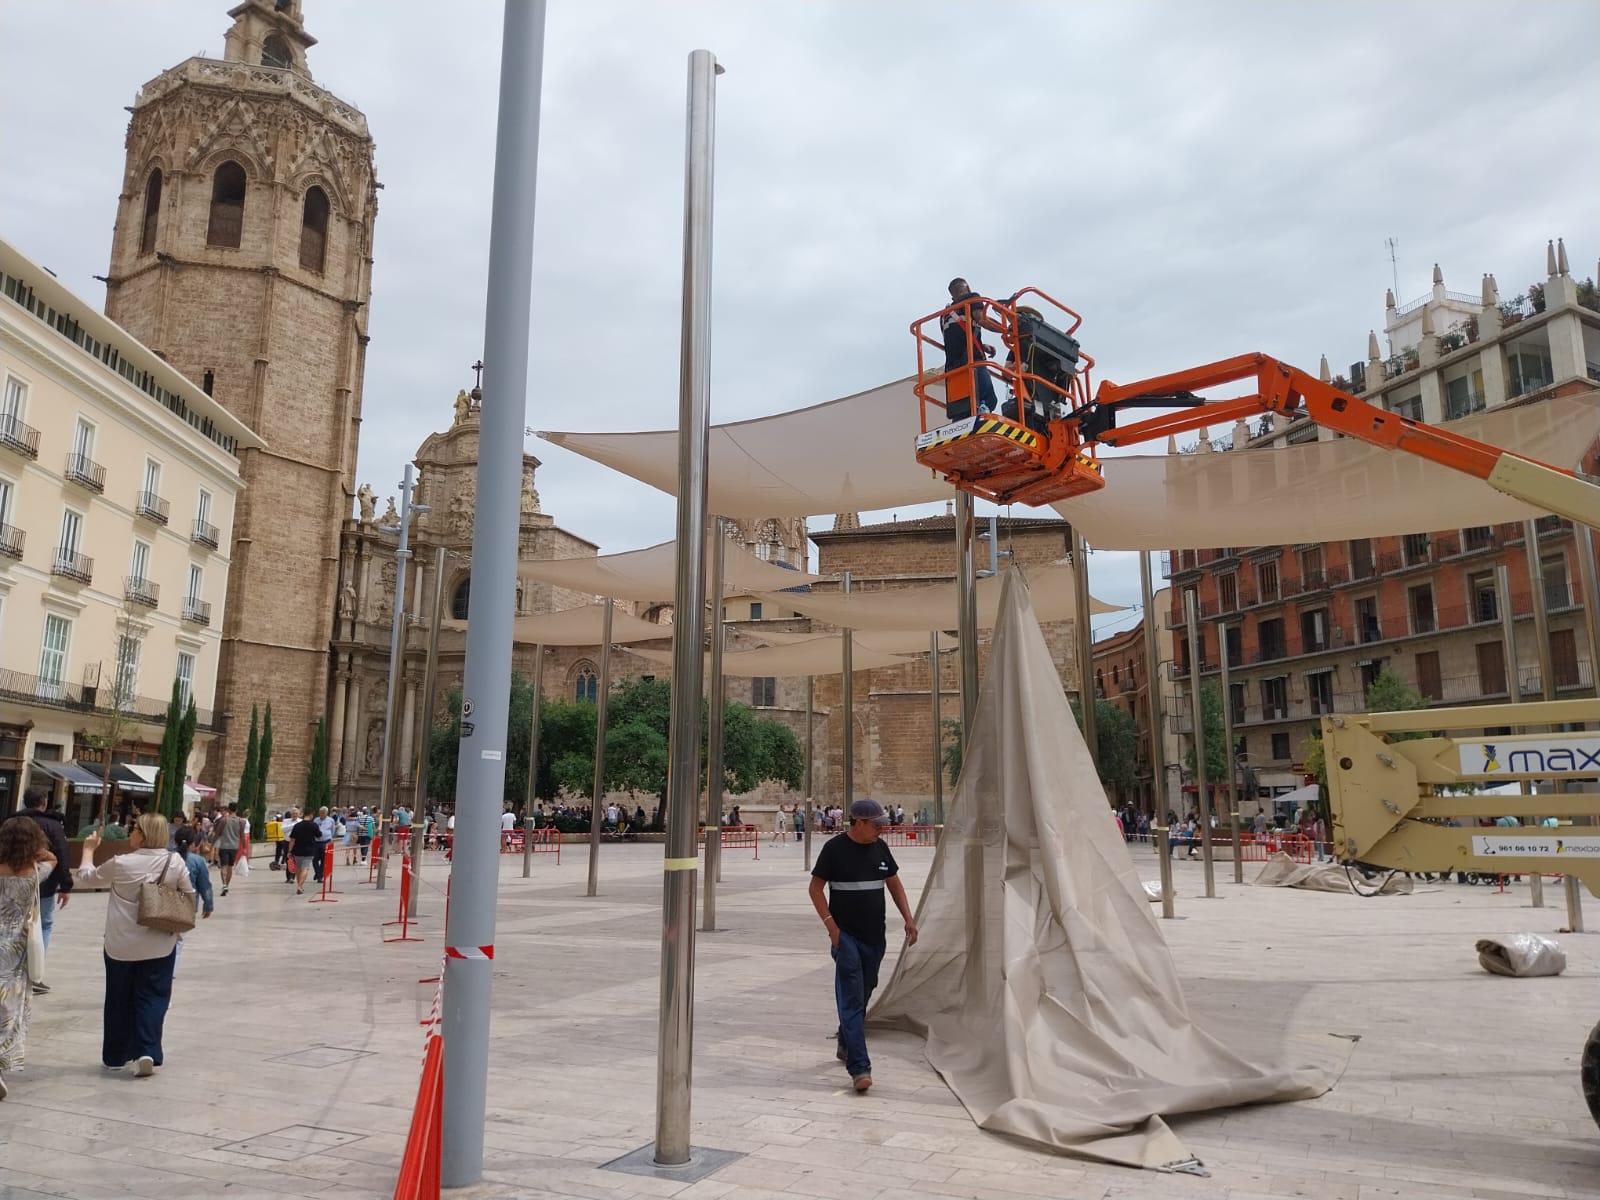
[376,464,428,891]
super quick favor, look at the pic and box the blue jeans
[102,949,177,1067]
[38,891,55,951]
[831,930,886,1078]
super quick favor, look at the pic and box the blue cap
[849,799,889,826]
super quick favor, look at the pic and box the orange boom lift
[910,291,1598,526]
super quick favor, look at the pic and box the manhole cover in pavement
[266,1044,376,1068]
[218,1124,369,1161]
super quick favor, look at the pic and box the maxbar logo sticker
[1459,736,1600,776]
[1472,836,1600,858]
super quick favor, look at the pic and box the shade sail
[1052,397,1598,550]
[629,635,912,677]
[544,379,1595,546]
[519,537,825,601]
[755,562,1121,633]
[869,569,1335,1168]
[733,626,959,655]
[542,377,951,519]
[444,603,671,647]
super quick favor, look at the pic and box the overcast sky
[4,1,1597,637]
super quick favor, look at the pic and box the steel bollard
[1155,824,1175,920]
[1229,809,1243,885]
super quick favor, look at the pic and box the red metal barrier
[500,828,562,862]
[309,844,340,903]
[1238,833,1316,863]
[392,1033,442,1200]
[879,825,939,847]
[700,824,759,860]
[383,855,424,943]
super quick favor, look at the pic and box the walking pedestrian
[210,802,244,897]
[794,804,805,842]
[343,809,358,866]
[313,807,334,882]
[0,815,56,1099]
[357,808,375,864]
[288,811,320,894]
[807,799,918,1094]
[75,814,196,1078]
[18,789,70,994]
[771,805,788,846]
[171,828,213,978]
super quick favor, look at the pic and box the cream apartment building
[0,236,258,825]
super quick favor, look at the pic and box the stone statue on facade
[357,483,376,525]
[454,389,472,425]
[339,581,357,618]
[382,496,398,526]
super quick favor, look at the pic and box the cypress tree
[155,679,183,816]
[252,704,274,832]
[238,705,260,816]
[305,718,331,814]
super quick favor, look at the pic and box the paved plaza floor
[3,838,1597,1200]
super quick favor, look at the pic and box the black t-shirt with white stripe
[812,833,899,946]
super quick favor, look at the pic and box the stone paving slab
[4,841,1597,1200]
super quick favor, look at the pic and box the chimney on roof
[1421,305,1435,337]
[1556,237,1569,276]
[1547,239,1558,277]
[1318,354,1331,383]
[1431,263,1446,304]
[1367,330,1381,363]
[944,500,953,516]
[1480,273,1504,337]
[1232,418,1250,449]
[1385,288,1396,312]
[1481,273,1494,307]
[1197,427,1213,452]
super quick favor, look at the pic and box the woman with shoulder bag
[0,815,56,1099]
[76,812,196,1078]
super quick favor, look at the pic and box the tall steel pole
[1183,588,1215,898]
[653,47,719,1169]
[703,525,728,928]
[1579,525,1600,691]
[954,493,980,739]
[440,2,545,1186]
[409,545,445,916]
[1140,554,1168,819]
[585,603,614,898]
[1524,529,1564,914]
[803,674,814,870]
[929,632,944,827]
[841,571,854,805]
[1218,618,1242,884]
[1496,564,1521,704]
[375,463,415,891]
[521,644,544,879]
[1072,528,1098,773]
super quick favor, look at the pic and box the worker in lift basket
[940,277,1007,421]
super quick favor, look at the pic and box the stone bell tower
[103,0,378,802]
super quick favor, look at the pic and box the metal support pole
[1072,529,1098,773]
[1155,825,1175,919]
[375,463,415,891]
[929,632,944,828]
[1183,588,1215,898]
[804,676,815,870]
[441,2,545,1186]
[653,47,719,1170]
[954,493,980,740]
[1217,618,1242,885]
[410,546,445,915]
[1575,525,1599,931]
[521,644,544,878]
[1140,553,1167,819]
[1525,524,1562,910]
[703,527,727,929]
[586,603,614,898]
[841,571,854,805]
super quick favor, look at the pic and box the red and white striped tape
[445,944,495,961]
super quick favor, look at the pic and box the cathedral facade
[101,0,376,804]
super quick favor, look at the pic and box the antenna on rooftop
[1385,237,1400,302]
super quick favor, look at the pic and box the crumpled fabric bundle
[1475,934,1566,977]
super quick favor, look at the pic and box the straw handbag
[136,853,196,934]
[26,881,45,984]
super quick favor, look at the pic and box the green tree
[250,703,273,831]
[1181,681,1229,785]
[154,679,183,816]
[304,718,331,814]
[177,694,197,810]
[1070,696,1139,798]
[238,705,260,817]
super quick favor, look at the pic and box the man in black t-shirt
[808,798,918,1093]
[288,814,321,895]
[939,277,1006,421]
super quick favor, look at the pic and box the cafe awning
[31,760,107,792]
[110,763,158,794]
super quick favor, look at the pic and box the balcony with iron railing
[192,518,219,549]
[0,415,40,459]
[182,596,212,626]
[51,548,93,584]
[0,665,222,729]
[135,490,170,525]
[64,452,106,493]
[124,576,160,608]
[0,522,22,560]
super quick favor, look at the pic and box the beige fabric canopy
[519,538,826,602]
[755,562,1121,632]
[543,381,1594,547]
[443,602,670,647]
[733,626,958,655]
[869,569,1336,1168]
[629,635,912,677]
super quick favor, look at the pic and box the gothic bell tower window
[261,33,292,69]
[139,169,162,255]
[299,186,329,272]
[206,161,247,248]
[450,577,471,620]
